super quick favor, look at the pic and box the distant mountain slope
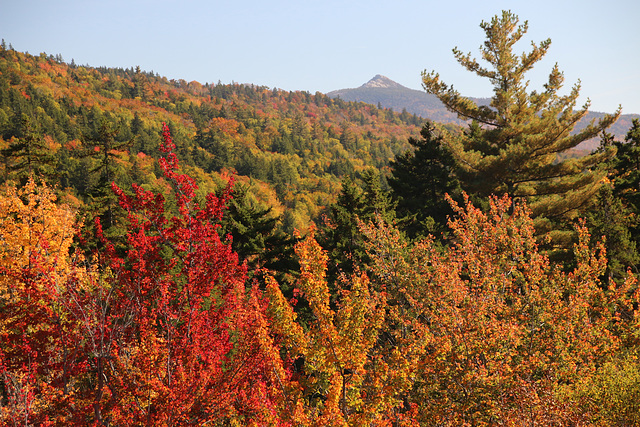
[327,75,489,124]
[328,75,639,151]
[575,111,640,150]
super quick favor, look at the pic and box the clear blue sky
[2,0,639,114]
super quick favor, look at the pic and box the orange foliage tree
[360,194,638,425]
[266,227,422,426]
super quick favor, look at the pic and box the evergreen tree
[130,111,144,135]
[218,182,297,286]
[585,129,639,279]
[610,118,640,263]
[1,114,58,185]
[319,176,363,274]
[318,169,395,278]
[585,183,638,282]
[422,10,620,246]
[78,117,133,238]
[360,168,395,222]
[612,119,640,221]
[389,121,461,240]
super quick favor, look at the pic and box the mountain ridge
[327,74,489,124]
[360,74,406,90]
[328,75,639,151]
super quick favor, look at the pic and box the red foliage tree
[84,122,285,424]
[0,125,287,425]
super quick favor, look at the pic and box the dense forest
[2,11,640,426]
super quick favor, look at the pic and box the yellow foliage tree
[266,227,421,426]
[0,177,77,299]
[0,178,83,424]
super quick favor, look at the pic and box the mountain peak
[360,74,405,89]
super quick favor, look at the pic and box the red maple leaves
[0,124,284,425]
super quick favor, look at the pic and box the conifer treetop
[421,10,620,225]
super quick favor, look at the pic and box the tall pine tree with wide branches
[422,10,620,246]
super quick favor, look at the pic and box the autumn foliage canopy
[1,124,640,426]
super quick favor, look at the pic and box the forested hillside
[3,11,640,425]
[0,42,427,233]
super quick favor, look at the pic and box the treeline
[2,10,640,425]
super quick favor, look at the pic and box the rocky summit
[360,74,405,89]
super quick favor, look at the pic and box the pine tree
[421,10,620,245]
[76,116,133,246]
[319,176,365,276]
[318,169,395,278]
[585,183,638,281]
[389,121,461,240]
[77,116,134,251]
[609,118,640,266]
[612,119,640,222]
[218,182,297,286]
[1,114,58,185]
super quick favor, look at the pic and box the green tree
[78,117,133,237]
[218,182,297,286]
[585,183,639,281]
[422,10,620,246]
[389,121,461,240]
[1,114,58,185]
[600,118,640,276]
[612,119,640,234]
[318,169,395,278]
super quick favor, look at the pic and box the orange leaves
[267,227,404,425]
[207,117,241,136]
[0,178,77,296]
[362,193,637,425]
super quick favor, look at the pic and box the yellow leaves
[567,354,640,426]
[267,227,397,425]
[295,227,334,329]
[0,178,78,298]
[335,272,384,370]
[295,230,380,375]
[265,275,308,354]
